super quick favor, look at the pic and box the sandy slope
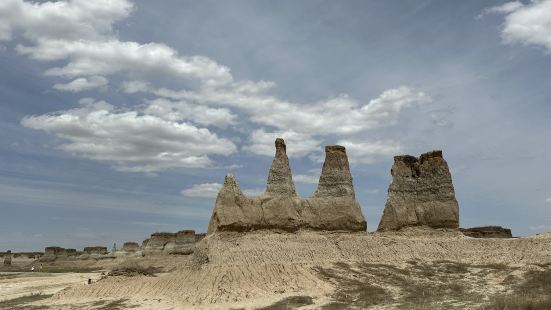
[40,228,551,309]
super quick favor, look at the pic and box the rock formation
[83,246,108,255]
[121,242,140,252]
[377,150,459,231]
[44,246,68,259]
[3,250,11,265]
[265,138,297,197]
[207,139,367,233]
[144,230,197,255]
[460,226,513,238]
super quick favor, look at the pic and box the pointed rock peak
[313,144,355,198]
[220,174,245,196]
[265,138,297,196]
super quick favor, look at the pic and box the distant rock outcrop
[143,230,196,255]
[121,242,140,252]
[3,250,11,265]
[83,246,108,255]
[377,150,459,231]
[207,139,367,233]
[460,226,513,238]
[44,246,68,259]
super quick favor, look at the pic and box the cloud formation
[4,0,435,173]
[21,98,236,173]
[484,0,551,52]
[181,183,222,198]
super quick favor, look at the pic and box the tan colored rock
[377,150,459,231]
[121,242,140,252]
[265,138,297,197]
[44,246,68,259]
[313,145,355,198]
[460,226,513,238]
[83,246,108,255]
[207,139,367,233]
[144,231,196,255]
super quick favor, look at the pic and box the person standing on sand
[31,266,35,272]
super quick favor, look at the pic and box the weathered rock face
[377,150,459,231]
[3,250,11,265]
[44,246,68,258]
[83,246,108,255]
[313,145,355,198]
[460,226,513,238]
[207,139,367,233]
[144,230,196,255]
[122,242,140,252]
[265,138,297,197]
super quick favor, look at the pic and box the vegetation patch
[256,296,314,310]
[0,293,52,309]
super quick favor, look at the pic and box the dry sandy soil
[2,228,551,309]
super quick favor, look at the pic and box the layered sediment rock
[460,226,513,238]
[122,242,140,252]
[144,230,196,255]
[377,150,459,231]
[44,246,68,259]
[265,138,297,197]
[207,139,367,233]
[83,246,108,255]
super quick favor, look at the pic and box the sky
[0,0,550,251]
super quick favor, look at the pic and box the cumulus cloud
[7,0,435,171]
[293,174,319,184]
[0,0,233,90]
[150,85,430,136]
[484,0,551,52]
[143,98,236,128]
[336,140,403,164]
[21,98,237,173]
[181,183,222,198]
[53,76,108,92]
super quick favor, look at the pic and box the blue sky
[0,0,550,251]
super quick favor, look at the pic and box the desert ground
[1,228,550,309]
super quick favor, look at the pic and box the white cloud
[337,140,403,164]
[484,0,551,52]
[0,0,233,91]
[143,98,236,128]
[121,80,151,93]
[546,197,551,203]
[0,0,133,42]
[6,0,435,170]
[53,76,108,92]
[242,187,264,196]
[21,98,237,173]
[152,85,430,136]
[481,1,524,16]
[293,174,319,184]
[181,183,222,198]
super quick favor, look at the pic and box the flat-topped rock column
[377,150,459,231]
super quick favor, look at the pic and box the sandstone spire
[265,138,297,196]
[377,150,459,231]
[313,145,355,198]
